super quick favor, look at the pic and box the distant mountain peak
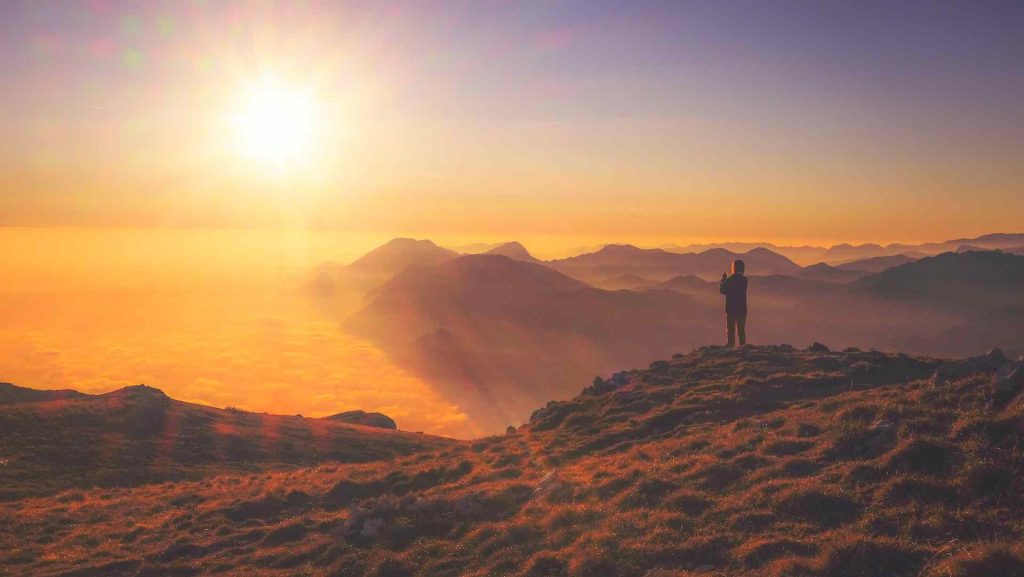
[491,240,527,251]
[345,238,460,273]
[485,241,538,262]
[108,384,168,399]
[382,237,441,248]
[596,244,651,255]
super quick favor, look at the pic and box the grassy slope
[2,346,1023,577]
[0,385,453,501]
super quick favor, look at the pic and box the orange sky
[1,2,1022,244]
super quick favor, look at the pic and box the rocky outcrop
[324,410,398,430]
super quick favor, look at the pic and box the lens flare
[229,78,318,168]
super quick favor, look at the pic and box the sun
[229,79,319,168]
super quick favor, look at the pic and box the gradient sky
[1,0,1022,244]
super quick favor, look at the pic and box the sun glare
[229,79,319,168]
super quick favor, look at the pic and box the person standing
[719,259,748,346]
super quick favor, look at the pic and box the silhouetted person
[719,259,747,346]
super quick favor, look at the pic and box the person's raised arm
[719,272,729,294]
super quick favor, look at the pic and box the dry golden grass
[2,345,1023,576]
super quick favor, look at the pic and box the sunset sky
[2,0,1022,245]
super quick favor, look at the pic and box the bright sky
[1,0,1022,245]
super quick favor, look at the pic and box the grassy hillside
[0,382,87,405]
[0,385,453,501]
[3,346,1023,576]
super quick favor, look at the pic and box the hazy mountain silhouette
[854,250,1024,310]
[836,254,917,273]
[447,241,503,254]
[660,242,829,266]
[307,238,460,306]
[822,233,1024,263]
[0,384,449,499]
[798,262,869,283]
[596,272,657,290]
[347,254,718,426]
[548,244,801,283]
[350,238,459,273]
[659,233,1022,265]
[551,233,1024,266]
[654,273,716,292]
[484,241,542,263]
[342,250,1024,433]
[821,242,889,262]
[657,274,837,305]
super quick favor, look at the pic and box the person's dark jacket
[719,274,748,315]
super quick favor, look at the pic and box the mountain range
[655,233,1024,266]
[546,245,803,284]
[310,233,1024,304]
[329,240,1024,430]
[346,254,718,426]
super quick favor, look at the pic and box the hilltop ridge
[4,345,1023,576]
[0,384,452,500]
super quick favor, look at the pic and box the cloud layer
[0,290,479,438]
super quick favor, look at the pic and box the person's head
[731,259,745,275]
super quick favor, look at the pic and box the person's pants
[727,314,747,346]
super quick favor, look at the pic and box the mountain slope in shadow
[485,241,543,264]
[854,250,1024,310]
[345,251,1024,434]
[799,262,869,283]
[346,255,719,427]
[836,254,917,273]
[307,238,460,306]
[821,233,1024,263]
